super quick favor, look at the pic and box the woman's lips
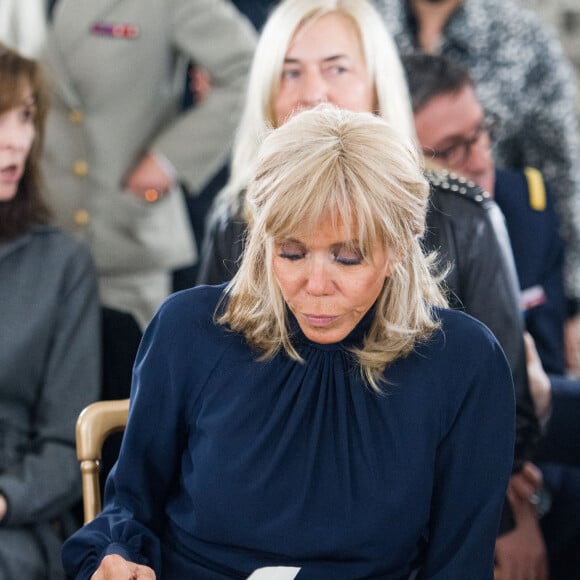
[303,314,338,327]
[0,164,22,183]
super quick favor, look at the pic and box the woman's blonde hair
[213,0,415,218]
[218,106,446,391]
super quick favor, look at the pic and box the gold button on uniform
[73,160,89,176]
[74,209,90,226]
[68,109,84,124]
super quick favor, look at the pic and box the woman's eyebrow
[283,54,349,65]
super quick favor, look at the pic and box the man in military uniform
[41,0,257,401]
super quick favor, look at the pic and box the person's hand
[124,153,174,202]
[190,65,212,104]
[494,484,548,580]
[564,315,580,377]
[509,462,543,504]
[91,554,156,579]
[523,332,552,420]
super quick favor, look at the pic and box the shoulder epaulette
[524,167,546,211]
[425,169,492,205]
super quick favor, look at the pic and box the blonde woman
[63,106,514,579]
[196,0,535,472]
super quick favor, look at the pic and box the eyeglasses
[422,113,500,169]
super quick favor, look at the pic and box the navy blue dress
[63,285,515,579]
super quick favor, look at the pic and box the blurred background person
[178,0,282,291]
[40,0,256,404]
[0,43,100,579]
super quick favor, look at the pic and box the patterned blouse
[374,0,580,305]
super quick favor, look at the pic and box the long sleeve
[426,188,540,467]
[419,328,515,578]
[152,0,257,194]
[0,239,101,525]
[62,292,217,578]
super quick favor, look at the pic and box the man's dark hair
[401,53,473,113]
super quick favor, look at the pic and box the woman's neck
[410,0,463,53]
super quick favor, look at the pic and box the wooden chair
[75,398,130,524]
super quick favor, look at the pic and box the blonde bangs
[221,106,446,391]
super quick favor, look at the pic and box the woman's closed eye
[277,241,363,265]
[278,241,306,261]
[333,246,363,265]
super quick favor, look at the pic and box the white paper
[246,566,301,579]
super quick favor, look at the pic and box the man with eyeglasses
[374,0,580,383]
[404,52,580,580]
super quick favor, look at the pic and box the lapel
[45,0,124,106]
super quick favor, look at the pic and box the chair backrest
[75,398,130,524]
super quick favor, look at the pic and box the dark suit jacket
[495,168,566,375]
[495,169,580,466]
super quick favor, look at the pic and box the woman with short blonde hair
[63,104,514,579]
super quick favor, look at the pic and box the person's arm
[0,243,100,525]
[148,0,257,194]
[62,287,227,578]
[522,332,580,467]
[419,324,515,578]
[62,307,186,578]
[430,192,540,466]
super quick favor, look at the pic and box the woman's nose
[305,258,333,296]
[300,71,328,107]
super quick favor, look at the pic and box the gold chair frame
[75,399,130,524]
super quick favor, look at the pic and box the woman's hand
[91,554,156,579]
